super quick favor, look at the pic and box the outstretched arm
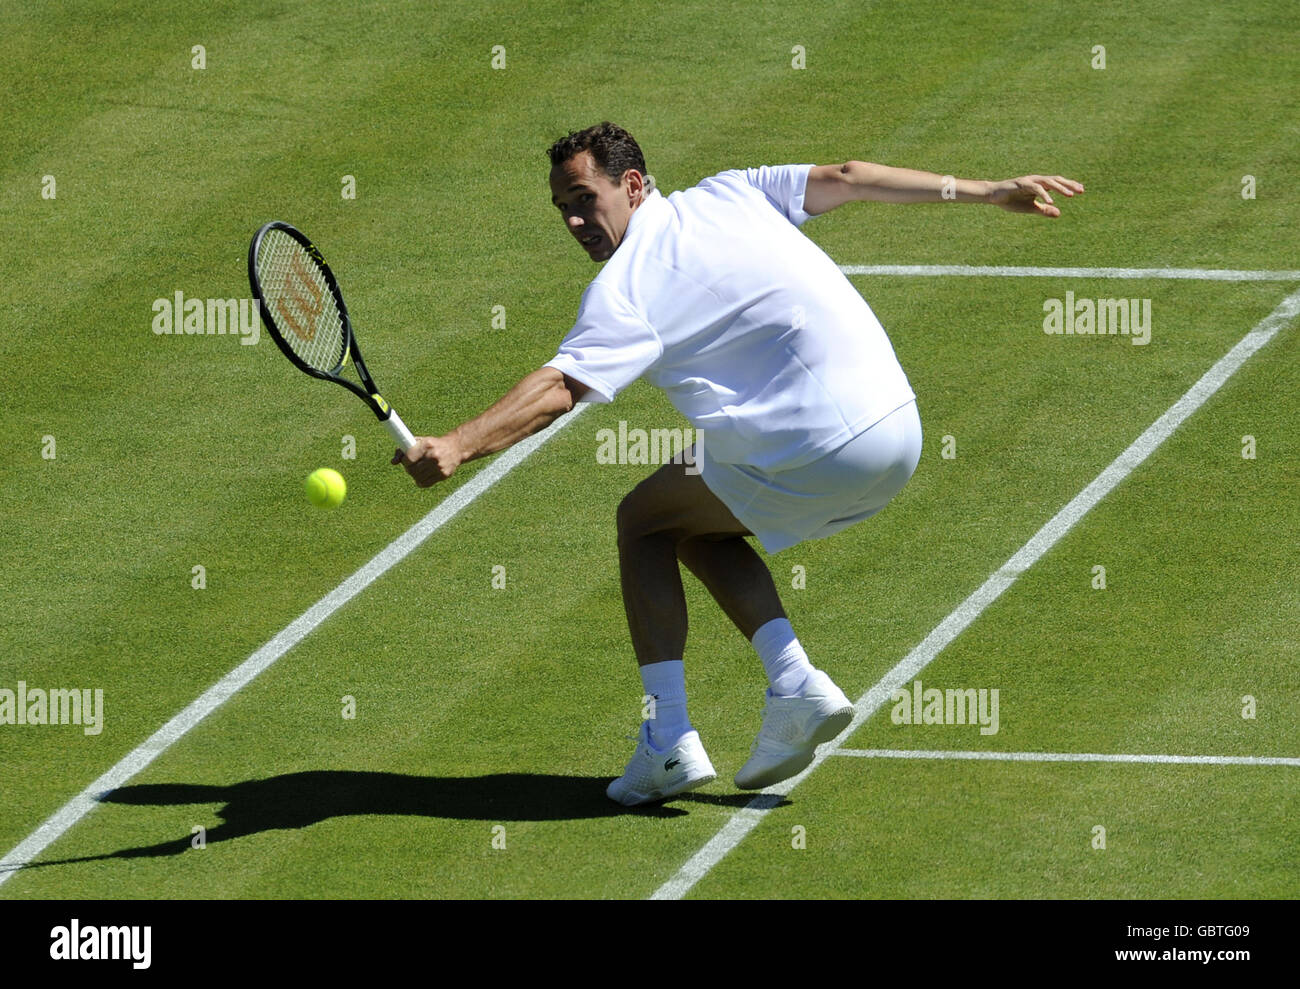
[393,366,588,487]
[803,161,1083,217]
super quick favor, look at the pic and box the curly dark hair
[547,122,647,183]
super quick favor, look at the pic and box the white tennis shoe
[735,669,854,790]
[606,722,717,806]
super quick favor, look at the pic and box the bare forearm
[843,161,992,204]
[394,366,585,488]
[805,161,1083,217]
[451,366,574,462]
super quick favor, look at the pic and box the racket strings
[256,229,347,372]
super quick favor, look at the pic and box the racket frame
[248,221,415,450]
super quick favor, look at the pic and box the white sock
[752,618,814,696]
[639,660,691,746]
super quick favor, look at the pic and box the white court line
[835,749,1300,768]
[0,403,590,885]
[839,264,1300,281]
[651,282,1300,900]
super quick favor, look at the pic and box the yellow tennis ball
[305,468,346,509]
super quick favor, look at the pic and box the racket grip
[384,410,417,452]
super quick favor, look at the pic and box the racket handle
[384,410,416,452]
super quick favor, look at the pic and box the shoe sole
[734,704,854,790]
[610,769,717,807]
[810,704,854,745]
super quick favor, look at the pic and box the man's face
[549,150,643,262]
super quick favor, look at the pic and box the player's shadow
[10,770,760,872]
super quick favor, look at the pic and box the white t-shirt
[545,164,916,471]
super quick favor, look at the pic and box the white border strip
[0,404,590,884]
[651,283,1300,900]
[834,749,1300,767]
[839,264,1300,281]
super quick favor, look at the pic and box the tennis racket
[248,221,416,452]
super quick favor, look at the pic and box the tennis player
[395,122,1082,805]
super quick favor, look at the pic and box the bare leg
[676,536,784,640]
[616,516,688,667]
[616,457,784,665]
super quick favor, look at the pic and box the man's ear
[625,168,645,205]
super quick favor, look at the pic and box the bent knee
[616,486,657,544]
[616,462,730,545]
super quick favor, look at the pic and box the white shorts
[699,399,922,553]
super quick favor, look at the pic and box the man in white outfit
[395,122,1083,805]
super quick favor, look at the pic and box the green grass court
[2,0,1297,899]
